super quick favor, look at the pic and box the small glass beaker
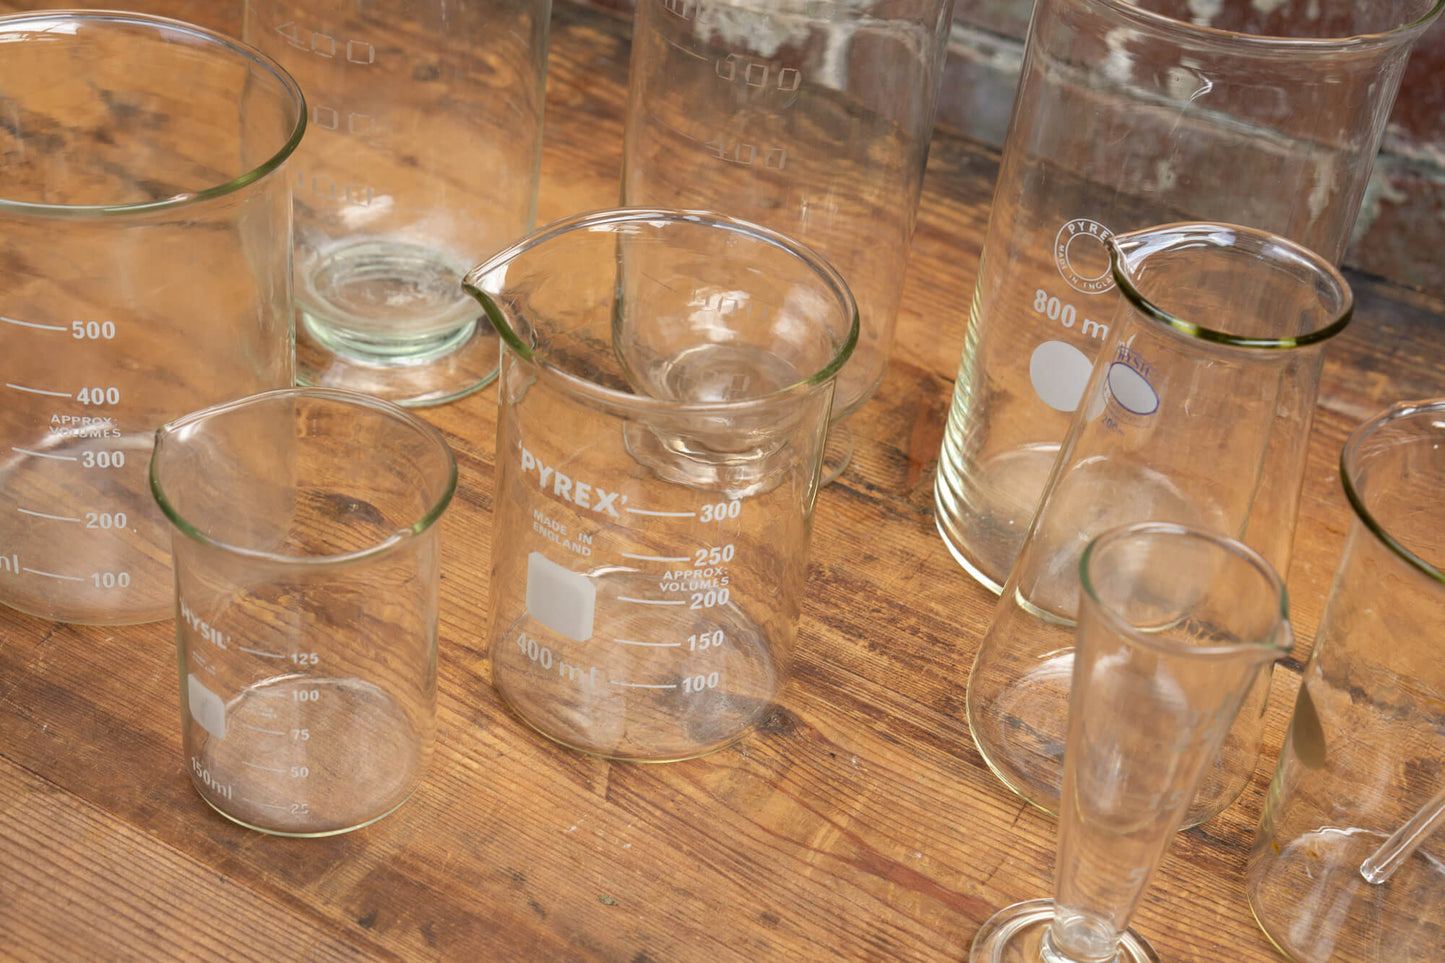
[0,10,302,625]
[971,522,1290,963]
[967,222,1351,825]
[934,0,1445,592]
[151,388,457,836]
[244,0,551,407]
[1247,399,1445,961]
[622,0,954,478]
[463,209,857,761]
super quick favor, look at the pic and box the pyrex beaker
[934,0,1444,593]
[622,0,953,478]
[463,209,858,761]
[0,11,303,625]
[967,222,1351,825]
[244,0,550,407]
[151,388,456,836]
[1247,399,1445,961]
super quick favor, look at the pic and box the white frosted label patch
[526,551,595,642]
[187,673,226,739]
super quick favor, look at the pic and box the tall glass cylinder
[934,0,1444,593]
[623,0,954,478]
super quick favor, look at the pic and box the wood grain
[2,2,1443,961]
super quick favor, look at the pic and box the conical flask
[966,221,1351,826]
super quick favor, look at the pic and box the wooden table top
[3,3,1443,960]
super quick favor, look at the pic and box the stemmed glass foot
[971,900,1158,963]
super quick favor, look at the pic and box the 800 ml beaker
[967,222,1351,826]
[934,0,1444,593]
[0,11,303,624]
[464,209,858,761]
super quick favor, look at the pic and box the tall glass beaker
[934,0,1444,593]
[245,0,551,407]
[967,222,1351,826]
[1247,399,1445,962]
[623,0,954,478]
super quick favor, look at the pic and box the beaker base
[187,675,427,836]
[933,442,1062,596]
[1247,826,1445,961]
[296,238,499,407]
[971,899,1160,963]
[819,420,853,486]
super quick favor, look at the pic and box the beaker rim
[463,207,861,417]
[0,9,307,217]
[1341,398,1445,586]
[1079,522,1293,662]
[1108,221,1354,349]
[149,387,458,566]
[1093,0,1445,52]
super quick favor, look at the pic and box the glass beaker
[934,0,1445,593]
[244,0,551,407]
[151,387,457,836]
[967,222,1351,825]
[0,11,303,625]
[971,522,1290,963]
[1247,399,1445,961]
[622,0,953,479]
[463,209,858,761]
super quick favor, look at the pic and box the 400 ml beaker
[0,11,303,624]
[463,209,858,762]
[934,0,1444,593]
[967,222,1351,826]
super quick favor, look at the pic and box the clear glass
[245,0,551,407]
[971,523,1290,963]
[463,209,858,761]
[1247,399,1445,961]
[967,222,1351,825]
[622,0,952,479]
[0,11,302,625]
[150,388,457,836]
[935,0,1445,593]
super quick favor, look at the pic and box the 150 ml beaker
[1247,399,1445,961]
[623,0,953,478]
[463,209,857,761]
[244,0,550,406]
[934,0,1444,593]
[967,222,1351,825]
[151,388,456,836]
[0,11,303,625]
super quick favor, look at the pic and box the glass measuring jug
[463,209,858,761]
[0,11,303,625]
[622,0,953,479]
[244,0,551,407]
[971,523,1290,963]
[966,222,1351,825]
[151,388,457,836]
[1247,399,1445,961]
[934,0,1445,593]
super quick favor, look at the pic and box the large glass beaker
[0,11,302,624]
[934,0,1444,593]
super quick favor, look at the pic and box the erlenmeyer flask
[966,222,1351,825]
